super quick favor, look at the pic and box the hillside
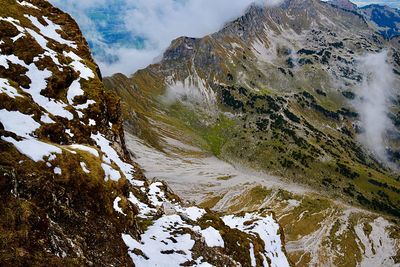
[104,0,400,265]
[106,0,400,218]
[0,0,291,266]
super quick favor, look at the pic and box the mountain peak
[328,0,358,11]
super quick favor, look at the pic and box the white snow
[80,162,90,173]
[26,28,47,50]
[69,144,99,157]
[0,78,22,98]
[200,227,224,248]
[127,192,156,217]
[65,129,74,137]
[40,113,55,124]
[175,206,206,221]
[2,136,61,162]
[25,28,62,68]
[75,99,96,110]
[88,119,96,126]
[11,33,24,42]
[0,109,40,137]
[113,197,126,215]
[0,17,24,32]
[25,15,77,48]
[25,61,73,119]
[92,133,143,186]
[54,167,62,175]
[122,215,196,267]
[18,1,39,9]
[223,212,290,267]
[355,217,398,267]
[101,163,121,181]
[63,51,94,80]
[67,80,84,105]
[250,243,257,267]
[0,53,73,119]
[148,182,165,206]
[48,154,57,161]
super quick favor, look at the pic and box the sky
[49,0,399,76]
[354,0,400,8]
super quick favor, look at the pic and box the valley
[124,118,400,267]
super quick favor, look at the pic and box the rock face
[0,0,291,266]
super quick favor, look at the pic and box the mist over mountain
[49,0,400,75]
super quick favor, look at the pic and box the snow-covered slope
[0,0,290,266]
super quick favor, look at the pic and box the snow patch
[0,109,40,137]
[92,133,143,186]
[54,167,62,175]
[67,80,84,105]
[175,206,206,221]
[63,51,94,80]
[128,192,156,217]
[101,163,121,181]
[69,144,99,157]
[250,243,257,267]
[223,212,290,267]
[0,53,73,119]
[2,136,61,162]
[148,182,165,206]
[40,113,55,124]
[25,15,77,48]
[200,227,224,248]
[122,215,196,267]
[80,162,90,173]
[113,197,126,215]
[18,1,39,9]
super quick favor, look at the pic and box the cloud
[354,51,396,164]
[49,0,277,76]
[49,0,399,76]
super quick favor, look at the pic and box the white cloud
[49,0,277,76]
[49,0,398,76]
[355,51,396,164]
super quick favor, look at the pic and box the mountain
[0,0,291,266]
[359,4,400,39]
[327,0,357,11]
[328,0,400,39]
[105,0,400,265]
